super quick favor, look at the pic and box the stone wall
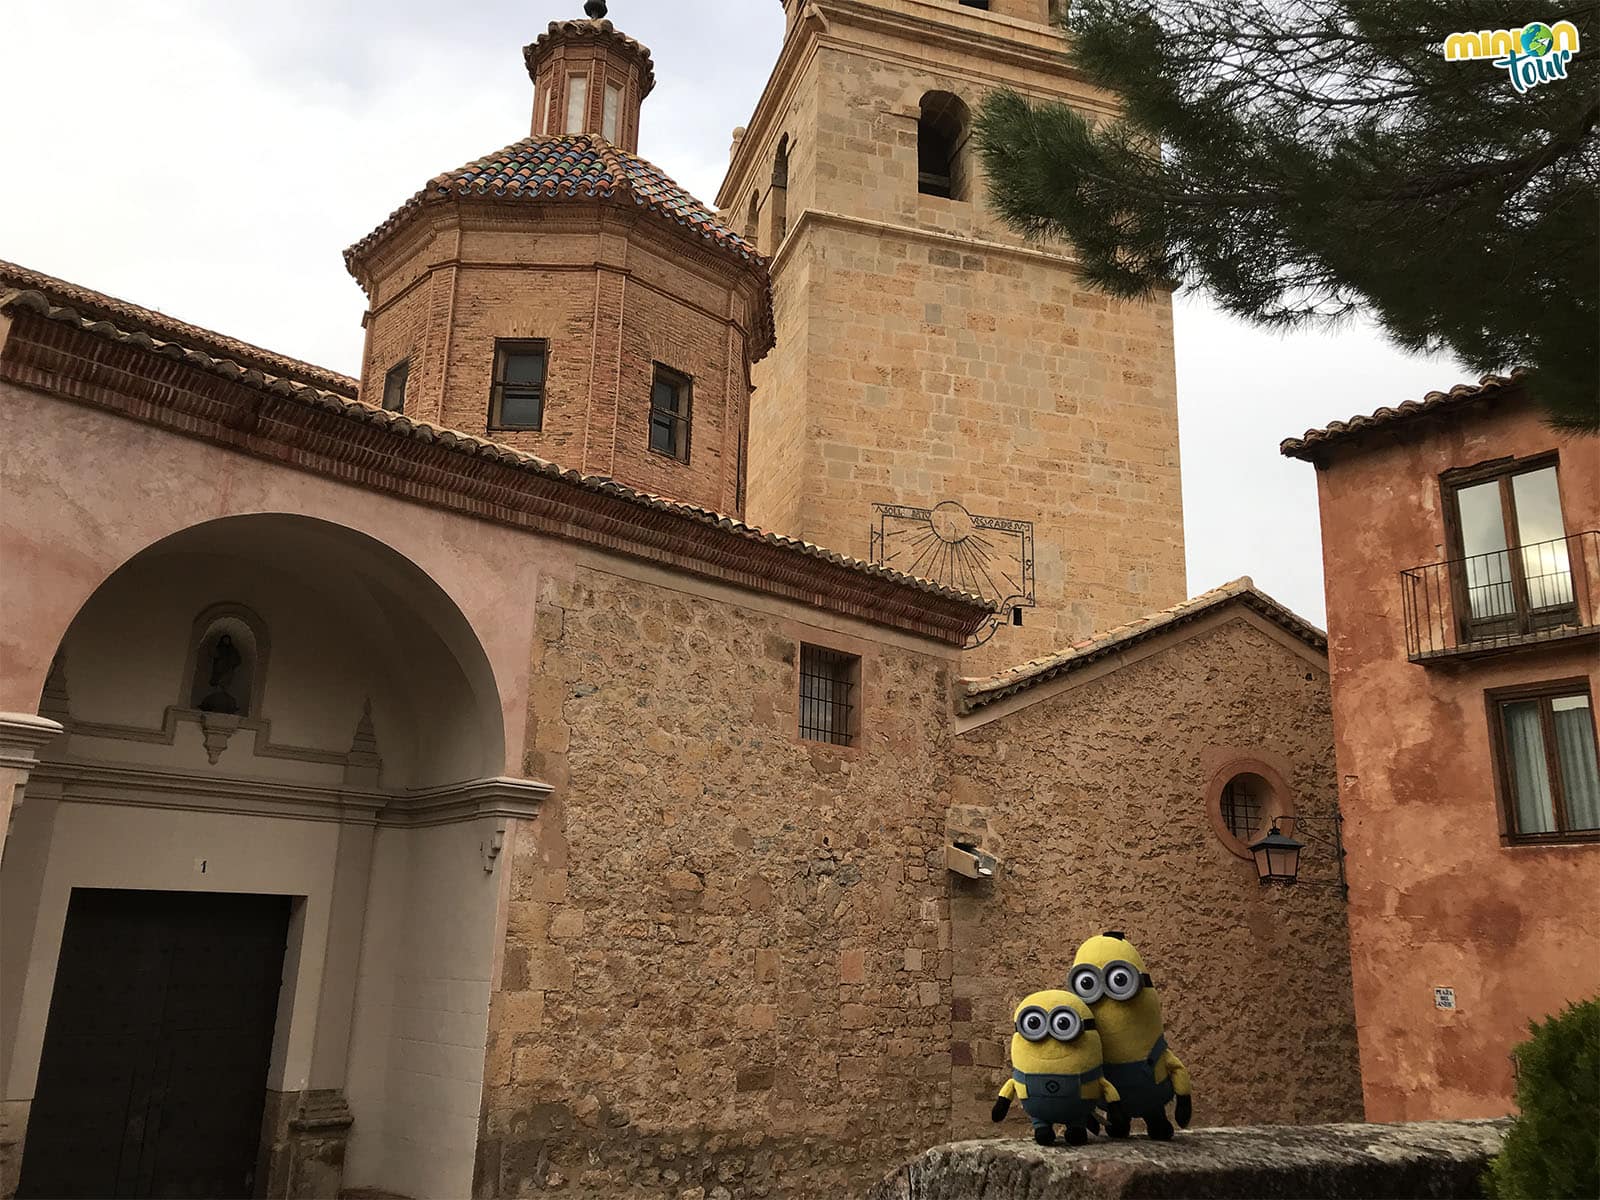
[869,1120,1509,1200]
[474,556,968,1197]
[729,0,1187,674]
[947,616,1363,1137]
[472,560,1362,1198]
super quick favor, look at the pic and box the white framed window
[565,74,590,134]
[603,83,623,142]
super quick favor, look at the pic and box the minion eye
[1048,1007,1082,1041]
[1016,1005,1049,1042]
[1069,964,1104,1003]
[1104,961,1142,1001]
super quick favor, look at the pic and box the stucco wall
[1311,399,1600,1122]
[344,821,505,1200]
[948,616,1363,1137]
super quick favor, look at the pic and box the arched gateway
[1,515,546,1199]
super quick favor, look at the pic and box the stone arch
[41,512,505,787]
[3,512,541,1200]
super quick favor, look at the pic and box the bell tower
[720,0,1186,670]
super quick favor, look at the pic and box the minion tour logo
[1443,20,1582,92]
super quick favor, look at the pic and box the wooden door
[17,889,290,1200]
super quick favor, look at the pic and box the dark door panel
[17,889,291,1200]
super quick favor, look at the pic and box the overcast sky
[1,1,1466,625]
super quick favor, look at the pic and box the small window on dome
[603,83,623,142]
[382,360,409,413]
[490,340,549,431]
[565,74,590,134]
[649,365,692,463]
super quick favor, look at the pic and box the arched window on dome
[918,91,972,201]
[746,191,760,243]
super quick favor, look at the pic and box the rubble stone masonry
[472,555,1360,1199]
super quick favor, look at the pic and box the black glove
[1175,1094,1192,1128]
[991,1096,1011,1123]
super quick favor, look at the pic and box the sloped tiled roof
[1280,372,1527,461]
[0,259,357,397]
[346,134,761,268]
[0,286,991,642]
[959,578,1326,713]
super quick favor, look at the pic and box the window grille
[799,644,859,746]
[1221,775,1266,841]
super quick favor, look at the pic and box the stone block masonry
[471,555,1360,1198]
[869,1120,1510,1200]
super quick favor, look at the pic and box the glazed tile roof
[346,134,761,269]
[1280,372,1527,461]
[0,259,357,397]
[959,578,1327,713]
[0,285,991,638]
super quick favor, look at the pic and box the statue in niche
[198,634,244,715]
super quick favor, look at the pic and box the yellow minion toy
[1068,931,1192,1140]
[991,990,1119,1146]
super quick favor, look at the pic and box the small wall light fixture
[946,841,998,880]
[1248,812,1347,896]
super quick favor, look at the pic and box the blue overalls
[1013,1066,1103,1132]
[1102,1034,1174,1117]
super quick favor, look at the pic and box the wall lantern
[1248,824,1304,884]
[1248,813,1348,896]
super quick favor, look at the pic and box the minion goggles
[1015,1005,1097,1043]
[1068,961,1156,1003]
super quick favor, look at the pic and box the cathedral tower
[720,0,1186,667]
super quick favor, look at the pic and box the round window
[1206,761,1292,860]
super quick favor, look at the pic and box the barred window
[649,365,692,463]
[382,360,409,413]
[799,644,859,747]
[1220,774,1268,842]
[489,340,548,431]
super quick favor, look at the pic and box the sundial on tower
[869,501,1036,637]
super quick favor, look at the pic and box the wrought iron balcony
[1401,531,1600,662]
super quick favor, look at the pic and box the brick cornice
[0,295,990,646]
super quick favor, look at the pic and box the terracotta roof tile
[345,134,772,356]
[0,259,357,398]
[524,19,656,96]
[346,135,759,266]
[958,578,1326,713]
[1280,372,1528,461]
[0,287,989,629]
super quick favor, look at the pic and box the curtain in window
[1553,701,1600,831]
[1503,702,1556,833]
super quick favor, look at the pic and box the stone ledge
[868,1120,1509,1200]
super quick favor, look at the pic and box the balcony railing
[1401,531,1600,662]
